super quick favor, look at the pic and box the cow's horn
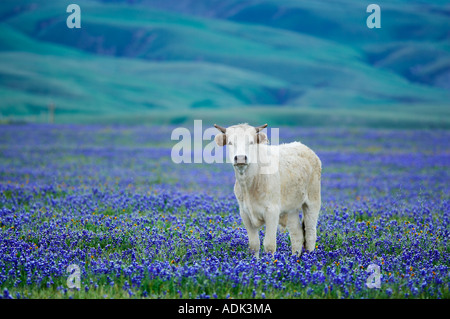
[214,124,226,133]
[255,124,268,133]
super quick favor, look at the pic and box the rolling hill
[0,0,449,127]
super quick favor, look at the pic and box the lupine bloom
[0,125,448,298]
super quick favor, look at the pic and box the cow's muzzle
[234,155,248,166]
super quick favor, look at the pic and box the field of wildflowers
[0,124,448,299]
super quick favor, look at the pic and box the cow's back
[277,142,321,211]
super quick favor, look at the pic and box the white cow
[214,123,321,257]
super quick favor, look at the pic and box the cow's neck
[234,163,260,193]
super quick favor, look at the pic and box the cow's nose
[234,155,248,165]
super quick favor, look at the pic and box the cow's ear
[214,133,227,146]
[257,132,268,144]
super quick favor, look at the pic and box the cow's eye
[228,141,232,145]
[250,141,254,145]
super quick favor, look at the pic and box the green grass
[39,105,449,129]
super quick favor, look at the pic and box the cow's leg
[286,210,304,256]
[302,200,320,252]
[303,175,321,252]
[263,207,279,254]
[241,212,260,258]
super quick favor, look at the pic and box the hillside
[0,0,449,127]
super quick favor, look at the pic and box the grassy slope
[0,0,449,127]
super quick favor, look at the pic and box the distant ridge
[0,0,449,126]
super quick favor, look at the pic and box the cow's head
[214,123,268,172]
